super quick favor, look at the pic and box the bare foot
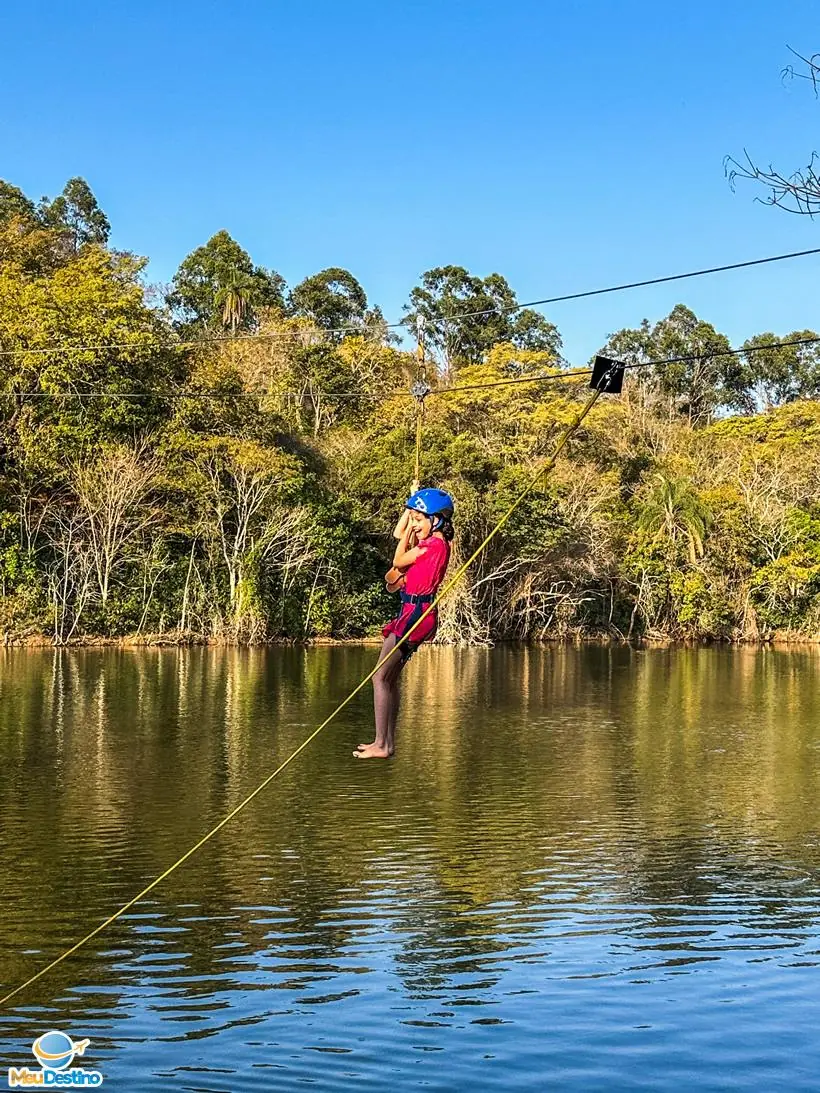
[356,741,396,754]
[353,744,393,759]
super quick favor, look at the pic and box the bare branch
[728,50,820,216]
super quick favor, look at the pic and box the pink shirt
[404,535,451,596]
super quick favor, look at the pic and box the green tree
[164,432,313,639]
[290,343,361,435]
[290,267,368,335]
[404,266,560,371]
[0,207,62,276]
[169,230,286,331]
[215,270,256,335]
[625,472,715,639]
[740,331,820,409]
[601,304,741,424]
[0,238,176,473]
[0,178,111,275]
[40,177,110,252]
[510,308,563,356]
[637,473,710,565]
[0,180,37,225]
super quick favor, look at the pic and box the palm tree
[638,473,710,564]
[214,271,256,335]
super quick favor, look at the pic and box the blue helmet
[406,488,454,530]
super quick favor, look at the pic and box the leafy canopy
[168,230,286,332]
[404,265,561,370]
[601,304,741,424]
[290,267,369,334]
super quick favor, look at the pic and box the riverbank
[3,630,820,648]
[0,630,385,648]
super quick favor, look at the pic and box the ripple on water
[1,646,820,1090]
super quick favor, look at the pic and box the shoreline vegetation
[2,177,820,649]
[3,634,820,649]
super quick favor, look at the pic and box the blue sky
[2,0,819,362]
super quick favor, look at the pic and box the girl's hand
[410,479,420,495]
[393,508,411,539]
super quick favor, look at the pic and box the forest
[1,175,819,646]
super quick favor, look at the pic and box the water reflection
[0,645,819,1090]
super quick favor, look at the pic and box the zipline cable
[413,315,429,487]
[0,382,605,1010]
[428,334,820,396]
[1,246,819,360]
[2,334,819,401]
[427,247,820,324]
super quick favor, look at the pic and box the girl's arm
[393,524,424,568]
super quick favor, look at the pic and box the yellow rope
[0,385,602,1010]
[414,402,423,487]
[413,318,426,487]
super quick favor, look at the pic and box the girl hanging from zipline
[355,487,455,760]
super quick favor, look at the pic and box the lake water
[1,645,819,1090]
